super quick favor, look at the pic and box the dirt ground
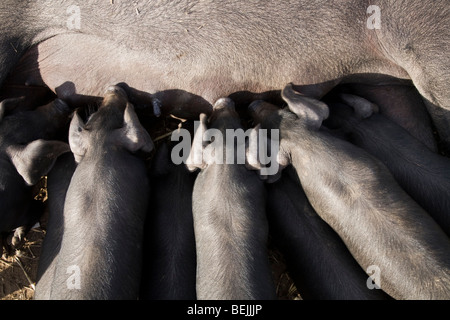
[0,228,44,300]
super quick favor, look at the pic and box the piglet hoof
[7,226,28,251]
[281,83,329,130]
[338,93,379,119]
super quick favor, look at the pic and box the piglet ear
[282,83,329,129]
[265,147,290,183]
[8,139,70,186]
[185,113,208,172]
[0,97,26,122]
[338,93,379,118]
[245,124,289,183]
[245,124,262,171]
[115,102,154,154]
[69,111,87,163]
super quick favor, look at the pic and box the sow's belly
[6,33,409,118]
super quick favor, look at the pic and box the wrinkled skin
[325,95,450,237]
[0,1,449,150]
[249,84,450,300]
[267,165,391,300]
[0,98,72,256]
[139,141,197,300]
[35,86,153,300]
[189,98,276,300]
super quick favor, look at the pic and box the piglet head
[69,85,154,163]
[0,98,72,252]
[185,97,246,171]
[246,100,288,182]
[4,98,72,186]
[246,83,331,182]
